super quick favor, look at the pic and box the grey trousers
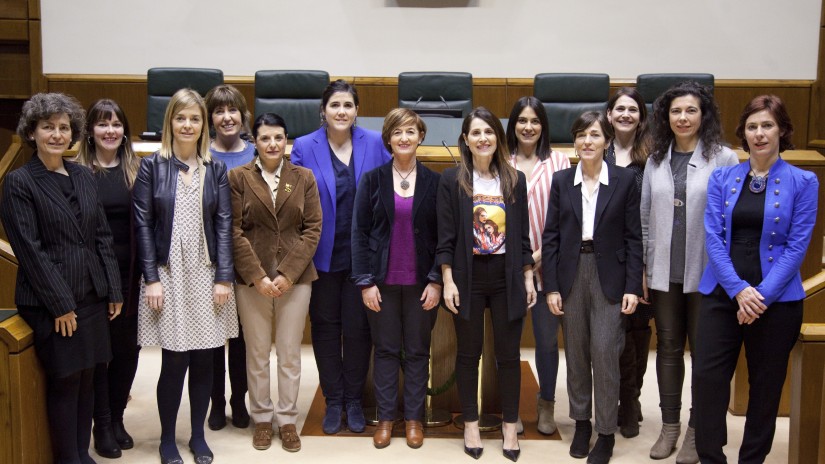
[562,253,624,435]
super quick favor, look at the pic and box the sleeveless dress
[137,167,238,351]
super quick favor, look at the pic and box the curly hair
[649,81,723,165]
[17,92,85,150]
[735,94,795,153]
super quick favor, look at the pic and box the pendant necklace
[749,164,769,194]
[393,162,415,190]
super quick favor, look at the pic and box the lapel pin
[284,183,293,193]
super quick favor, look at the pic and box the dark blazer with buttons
[542,163,643,303]
[1,155,122,317]
[435,167,533,322]
[228,158,323,286]
[699,157,818,305]
[133,152,234,284]
[351,160,441,288]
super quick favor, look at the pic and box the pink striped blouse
[510,151,571,291]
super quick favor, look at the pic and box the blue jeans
[531,290,560,402]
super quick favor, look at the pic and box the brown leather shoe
[373,420,394,449]
[405,420,424,449]
[279,424,301,452]
[252,422,273,450]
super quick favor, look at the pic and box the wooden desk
[789,323,825,464]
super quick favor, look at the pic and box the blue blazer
[699,157,819,305]
[290,126,391,272]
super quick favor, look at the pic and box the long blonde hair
[159,88,211,162]
[75,99,139,188]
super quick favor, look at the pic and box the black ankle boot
[587,433,614,464]
[207,402,226,431]
[570,420,592,458]
[93,423,122,459]
[230,396,250,428]
[112,421,134,450]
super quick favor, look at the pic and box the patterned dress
[138,167,238,351]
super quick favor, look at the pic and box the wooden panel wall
[808,2,825,155]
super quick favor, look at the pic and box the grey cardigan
[641,141,738,293]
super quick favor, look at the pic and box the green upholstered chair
[145,67,224,134]
[636,73,715,114]
[254,70,330,139]
[534,73,610,144]
[398,72,472,118]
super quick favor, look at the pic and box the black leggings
[157,349,213,446]
[94,313,140,424]
[48,367,95,464]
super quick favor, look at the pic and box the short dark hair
[321,79,359,111]
[735,94,794,153]
[506,96,551,160]
[570,111,614,141]
[252,112,288,139]
[205,84,252,132]
[649,81,723,164]
[17,92,85,149]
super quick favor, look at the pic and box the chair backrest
[254,70,330,139]
[636,73,715,114]
[146,67,224,133]
[398,72,473,118]
[533,73,610,144]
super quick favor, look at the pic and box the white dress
[138,168,238,351]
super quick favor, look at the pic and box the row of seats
[146,68,714,142]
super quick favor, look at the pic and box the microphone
[412,96,423,108]
[439,95,449,109]
[442,140,459,165]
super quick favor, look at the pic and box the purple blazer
[290,125,391,272]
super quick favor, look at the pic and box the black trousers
[94,312,141,424]
[693,288,802,464]
[211,318,247,409]
[454,254,524,423]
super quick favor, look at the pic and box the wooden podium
[0,310,51,464]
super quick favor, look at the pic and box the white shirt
[573,161,609,241]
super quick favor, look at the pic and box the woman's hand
[525,274,537,309]
[531,249,542,272]
[362,285,382,312]
[547,292,563,315]
[145,281,164,312]
[420,283,442,310]
[621,294,639,314]
[271,275,292,298]
[55,311,77,337]
[443,281,460,314]
[254,276,278,297]
[213,282,232,306]
[108,302,123,321]
[639,271,650,305]
[735,286,766,323]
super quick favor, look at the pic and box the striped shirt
[510,151,570,291]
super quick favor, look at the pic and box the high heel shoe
[464,442,483,460]
[501,426,521,462]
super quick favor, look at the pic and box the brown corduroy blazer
[228,158,322,287]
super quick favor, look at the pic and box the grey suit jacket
[640,141,738,293]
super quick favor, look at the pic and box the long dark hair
[506,96,551,160]
[649,81,723,164]
[606,87,649,166]
[75,99,139,188]
[457,107,519,204]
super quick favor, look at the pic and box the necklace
[748,163,769,194]
[393,162,415,190]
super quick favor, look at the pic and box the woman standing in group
[204,84,253,431]
[2,93,123,463]
[505,96,569,436]
[230,113,322,453]
[75,99,141,458]
[437,107,536,462]
[543,111,642,464]
[694,95,818,464]
[134,88,237,464]
[290,79,390,434]
[604,87,652,439]
[641,81,738,462]
[351,108,442,450]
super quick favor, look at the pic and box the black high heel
[463,424,483,460]
[502,425,521,462]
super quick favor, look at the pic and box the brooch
[284,183,293,193]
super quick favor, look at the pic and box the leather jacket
[133,152,233,283]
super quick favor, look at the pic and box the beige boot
[649,422,680,459]
[536,396,557,435]
[675,426,699,463]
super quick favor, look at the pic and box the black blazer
[435,167,533,322]
[542,163,643,302]
[351,161,441,287]
[133,152,233,283]
[1,156,122,317]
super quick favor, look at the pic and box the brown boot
[373,420,394,449]
[405,420,424,449]
[252,422,273,450]
[279,424,301,452]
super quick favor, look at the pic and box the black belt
[580,240,595,254]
